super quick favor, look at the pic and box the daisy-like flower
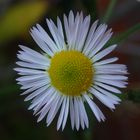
[15,11,128,130]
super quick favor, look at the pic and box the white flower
[15,11,128,131]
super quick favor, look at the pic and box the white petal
[70,97,75,130]
[94,86,121,103]
[28,87,53,111]
[57,97,67,130]
[95,74,128,81]
[16,74,46,82]
[19,78,48,91]
[20,78,49,90]
[24,85,49,101]
[92,44,117,62]
[24,86,48,101]
[77,98,85,129]
[83,20,98,53]
[95,69,128,75]
[16,61,47,70]
[76,15,90,51]
[37,91,58,122]
[84,94,105,122]
[95,82,121,94]
[57,17,64,39]
[21,83,50,95]
[68,11,74,34]
[88,29,112,58]
[30,29,55,57]
[33,88,56,114]
[74,97,80,130]
[84,24,107,55]
[79,97,89,128]
[95,64,127,70]
[19,45,48,61]
[21,87,35,95]
[35,24,58,52]
[94,77,127,88]
[14,68,45,75]
[47,19,65,50]
[89,87,115,109]
[94,57,118,66]
[45,93,60,124]
[62,97,69,130]
[47,95,64,126]
[17,52,49,67]
[73,12,84,50]
[70,12,80,50]
[64,14,70,46]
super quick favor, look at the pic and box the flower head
[15,11,128,130]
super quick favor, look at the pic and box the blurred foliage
[127,90,140,103]
[81,0,98,20]
[0,1,48,44]
[0,84,20,96]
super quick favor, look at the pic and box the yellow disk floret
[48,50,93,96]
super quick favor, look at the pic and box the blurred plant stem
[109,23,140,45]
[102,0,117,23]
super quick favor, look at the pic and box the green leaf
[0,1,48,44]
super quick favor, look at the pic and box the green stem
[108,23,140,45]
[102,0,117,23]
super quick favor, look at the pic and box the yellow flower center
[48,51,93,96]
